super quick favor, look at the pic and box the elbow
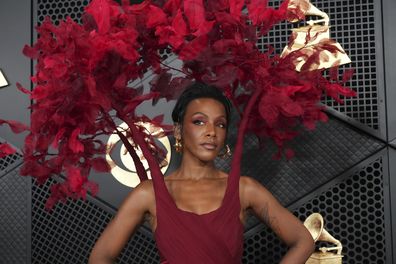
[291,229,315,257]
[88,255,115,264]
[299,231,315,257]
[307,235,315,254]
[301,228,315,254]
[89,248,116,264]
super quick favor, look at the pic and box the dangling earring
[174,138,183,153]
[218,144,232,159]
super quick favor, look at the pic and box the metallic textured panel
[0,168,30,264]
[242,117,384,206]
[243,156,387,263]
[36,0,173,62]
[387,147,396,264]
[32,1,392,263]
[0,152,21,177]
[382,0,396,141]
[37,0,88,25]
[216,116,384,230]
[0,138,22,177]
[0,0,32,149]
[37,0,385,132]
[258,0,382,132]
[31,178,159,264]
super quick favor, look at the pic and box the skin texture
[89,98,314,263]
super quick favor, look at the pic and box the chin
[197,151,220,162]
[188,151,218,163]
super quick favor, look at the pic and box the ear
[173,123,182,139]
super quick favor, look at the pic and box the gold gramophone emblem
[281,1,351,71]
[304,213,343,264]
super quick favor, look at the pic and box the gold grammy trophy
[281,1,351,71]
[304,213,343,264]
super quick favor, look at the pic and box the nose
[205,123,216,138]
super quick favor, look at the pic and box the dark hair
[171,82,232,127]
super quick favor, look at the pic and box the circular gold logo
[106,122,171,187]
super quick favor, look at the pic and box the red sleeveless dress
[132,92,259,263]
[152,165,244,263]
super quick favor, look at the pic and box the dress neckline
[162,174,231,217]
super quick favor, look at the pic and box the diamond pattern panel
[36,0,382,131]
[216,115,385,229]
[258,0,380,130]
[243,156,386,263]
[0,168,30,264]
[31,0,390,263]
[248,119,382,194]
[216,116,384,230]
[0,138,22,177]
[31,178,159,264]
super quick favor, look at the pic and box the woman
[89,82,314,263]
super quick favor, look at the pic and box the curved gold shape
[304,213,343,255]
[106,122,171,188]
[282,1,351,71]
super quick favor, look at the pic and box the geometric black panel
[216,116,384,230]
[0,138,22,176]
[37,0,381,131]
[259,0,380,130]
[31,178,159,264]
[37,0,88,25]
[118,230,159,264]
[243,118,384,208]
[0,168,30,264]
[242,156,387,263]
[32,0,391,263]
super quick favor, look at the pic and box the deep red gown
[152,164,244,263]
[135,90,260,263]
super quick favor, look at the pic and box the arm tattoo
[260,203,280,234]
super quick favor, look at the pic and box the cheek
[181,124,201,142]
[217,129,227,143]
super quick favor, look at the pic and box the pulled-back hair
[171,82,232,127]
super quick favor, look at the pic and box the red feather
[229,0,245,20]
[184,0,206,31]
[68,128,84,153]
[146,4,168,28]
[6,0,355,207]
[0,143,16,158]
[179,35,208,60]
[0,119,29,133]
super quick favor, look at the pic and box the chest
[166,180,227,215]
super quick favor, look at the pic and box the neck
[175,152,218,180]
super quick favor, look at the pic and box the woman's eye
[218,123,226,128]
[193,120,204,125]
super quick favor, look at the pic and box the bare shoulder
[121,179,155,212]
[239,176,274,208]
[134,179,155,193]
[239,175,269,192]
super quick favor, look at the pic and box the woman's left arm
[241,176,315,264]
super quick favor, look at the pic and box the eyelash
[193,120,204,125]
[193,120,226,128]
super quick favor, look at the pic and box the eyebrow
[191,112,226,119]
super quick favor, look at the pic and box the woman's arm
[89,180,155,264]
[241,176,314,264]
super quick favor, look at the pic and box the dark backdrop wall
[0,0,395,263]
[0,0,32,264]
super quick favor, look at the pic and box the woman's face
[177,98,227,162]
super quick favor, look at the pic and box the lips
[201,142,217,150]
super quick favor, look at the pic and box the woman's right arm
[88,180,155,264]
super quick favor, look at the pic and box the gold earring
[218,144,232,159]
[174,138,182,153]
